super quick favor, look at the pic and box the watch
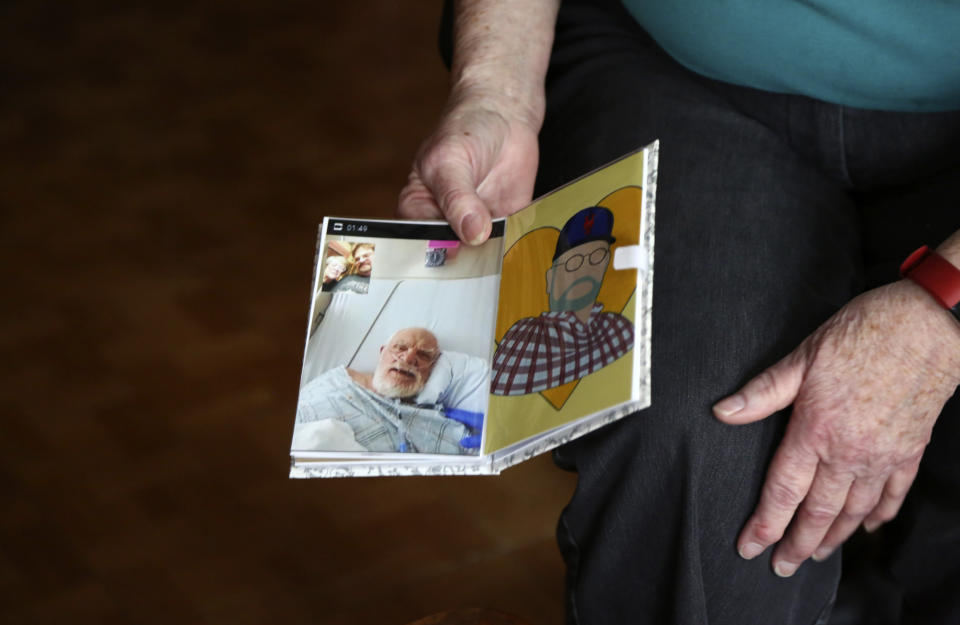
[900,245,960,324]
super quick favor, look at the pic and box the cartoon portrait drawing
[491,204,635,400]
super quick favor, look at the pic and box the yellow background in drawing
[484,151,646,455]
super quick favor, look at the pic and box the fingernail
[774,560,799,578]
[863,520,881,533]
[738,542,764,560]
[460,213,484,245]
[811,546,834,562]
[714,394,746,417]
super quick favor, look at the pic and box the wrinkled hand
[398,93,540,245]
[714,280,960,577]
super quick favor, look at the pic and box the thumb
[421,155,492,246]
[713,352,805,425]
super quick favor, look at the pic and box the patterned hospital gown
[295,366,471,454]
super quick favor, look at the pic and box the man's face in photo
[546,240,611,313]
[371,328,439,398]
[354,245,374,277]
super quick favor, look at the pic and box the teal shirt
[622,0,960,112]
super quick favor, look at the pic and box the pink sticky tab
[428,240,460,249]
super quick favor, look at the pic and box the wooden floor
[0,2,577,623]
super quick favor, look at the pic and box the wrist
[900,245,960,324]
[892,278,960,384]
[936,234,960,268]
[449,70,546,132]
[448,0,557,132]
[881,279,960,388]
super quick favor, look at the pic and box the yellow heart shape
[495,186,643,409]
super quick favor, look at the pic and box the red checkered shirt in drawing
[491,303,634,396]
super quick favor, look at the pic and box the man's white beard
[371,364,424,399]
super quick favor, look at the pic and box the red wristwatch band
[900,246,960,323]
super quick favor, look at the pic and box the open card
[290,143,658,477]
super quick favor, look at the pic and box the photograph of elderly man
[491,206,634,396]
[294,327,482,454]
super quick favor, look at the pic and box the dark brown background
[0,2,576,623]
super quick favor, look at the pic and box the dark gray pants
[535,1,960,623]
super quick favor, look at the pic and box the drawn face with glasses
[545,240,611,318]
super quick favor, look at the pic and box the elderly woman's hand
[714,276,960,577]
